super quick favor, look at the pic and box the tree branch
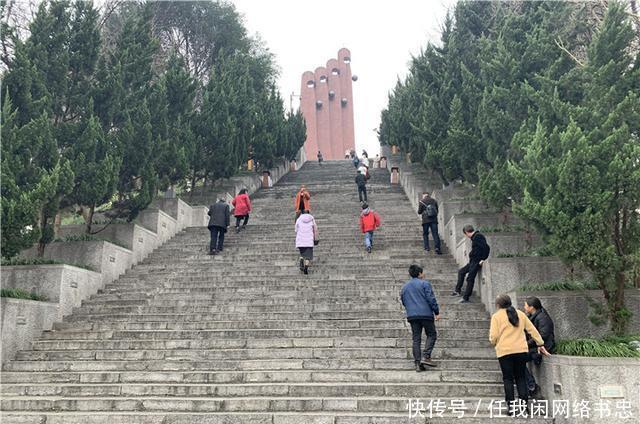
[555,38,585,67]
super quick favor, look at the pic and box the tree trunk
[610,271,629,336]
[85,204,95,234]
[189,171,197,200]
[36,214,48,258]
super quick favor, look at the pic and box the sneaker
[435,249,442,255]
[366,246,372,253]
[424,247,430,251]
[299,257,305,271]
[415,362,426,372]
[303,265,309,275]
[458,299,470,304]
[235,227,240,234]
[420,357,437,368]
[450,291,461,297]
[208,250,216,256]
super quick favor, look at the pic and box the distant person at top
[359,202,381,253]
[355,171,368,203]
[400,264,440,372]
[231,188,252,233]
[345,149,350,159]
[295,210,318,275]
[523,296,556,396]
[452,225,490,303]
[207,198,230,255]
[317,151,324,166]
[294,185,311,220]
[490,294,549,416]
[352,154,360,168]
[362,150,368,159]
[417,192,441,254]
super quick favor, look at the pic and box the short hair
[409,264,423,278]
[525,296,543,310]
[462,224,475,234]
[361,202,369,209]
[239,188,248,195]
[422,192,430,197]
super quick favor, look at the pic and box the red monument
[300,48,356,160]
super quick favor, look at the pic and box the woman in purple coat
[295,210,318,275]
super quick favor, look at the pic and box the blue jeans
[364,231,374,248]
[422,222,441,251]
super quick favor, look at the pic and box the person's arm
[434,200,439,215]
[418,201,425,215]
[400,286,406,307]
[524,314,544,347]
[231,198,236,207]
[535,315,554,348]
[489,314,499,346]
[423,282,440,317]
[312,219,318,239]
[359,216,365,233]
[225,205,230,227]
[375,213,381,229]
[246,195,252,212]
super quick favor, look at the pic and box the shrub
[1,288,48,302]
[0,257,96,272]
[556,335,640,358]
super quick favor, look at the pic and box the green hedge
[556,335,640,358]
[1,257,95,272]
[1,288,48,302]
[54,234,128,249]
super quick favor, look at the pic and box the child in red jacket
[359,202,381,253]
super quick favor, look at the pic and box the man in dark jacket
[417,192,441,254]
[400,264,441,372]
[355,172,367,203]
[524,296,556,395]
[207,198,230,255]
[452,225,490,303]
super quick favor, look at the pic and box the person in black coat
[355,172,367,203]
[452,224,490,303]
[207,198,230,255]
[524,296,556,395]
[417,192,441,254]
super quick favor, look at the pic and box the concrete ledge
[153,198,192,231]
[509,289,640,339]
[22,240,133,286]
[190,206,209,227]
[480,257,583,313]
[58,223,158,265]
[1,298,58,363]
[1,264,101,319]
[445,213,511,253]
[136,209,178,244]
[532,354,640,424]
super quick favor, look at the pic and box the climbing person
[490,294,550,416]
[207,198,230,255]
[294,185,311,221]
[352,154,360,168]
[295,210,318,275]
[345,149,350,159]
[359,202,381,253]
[400,264,440,372]
[452,224,490,303]
[355,171,368,203]
[417,192,441,254]
[317,151,324,166]
[523,296,556,396]
[231,188,252,233]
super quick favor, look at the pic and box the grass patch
[518,279,600,291]
[1,288,49,302]
[54,234,128,249]
[556,335,640,358]
[1,257,96,272]
[496,246,555,258]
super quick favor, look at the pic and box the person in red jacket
[359,202,381,253]
[231,188,252,233]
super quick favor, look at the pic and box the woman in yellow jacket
[489,294,550,415]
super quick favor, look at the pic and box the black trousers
[455,260,481,300]
[358,185,367,202]
[235,215,249,228]
[208,225,225,252]
[498,352,529,411]
[409,319,437,362]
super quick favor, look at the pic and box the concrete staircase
[1,161,551,423]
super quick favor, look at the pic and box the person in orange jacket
[294,186,311,220]
[359,202,381,253]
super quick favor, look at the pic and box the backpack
[422,201,437,218]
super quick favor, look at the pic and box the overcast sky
[231,0,458,156]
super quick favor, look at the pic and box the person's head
[524,296,542,314]
[361,202,369,210]
[422,192,431,199]
[239,188,247,195]
[299,185,306,192]
[496,294,519,327]
[463,224,475,238]
[300,209,309,215]
[409,264,424,279]
[318,150,321,154]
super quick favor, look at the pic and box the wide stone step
[16,346,496,361]
[38,328,487,341]
[0,369,501,384]
[52,319,490,331]
[3,358,500,372]
[0,412,555,424]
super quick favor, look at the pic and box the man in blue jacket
[400,264,441,372]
